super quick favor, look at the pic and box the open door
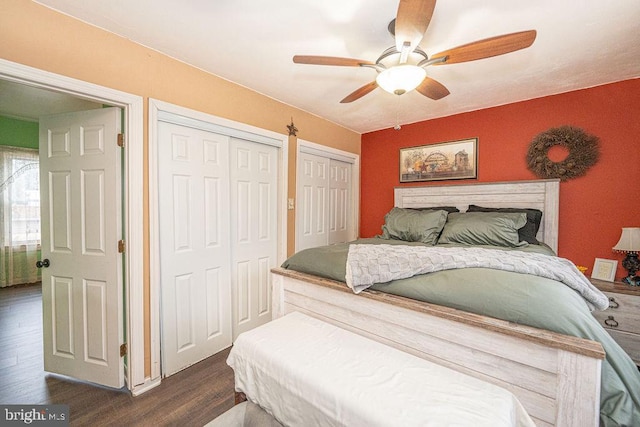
[39,108,124,388]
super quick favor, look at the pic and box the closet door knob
[36,259,50,268]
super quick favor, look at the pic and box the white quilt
[346,244,609,310]
[228,312,536,427]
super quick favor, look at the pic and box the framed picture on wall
[399,138,478,182]
[591,258,618,282]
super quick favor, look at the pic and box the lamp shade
[376,65,426,95]
[613,227,640,252]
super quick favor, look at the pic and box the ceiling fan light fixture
[376,65,426,95]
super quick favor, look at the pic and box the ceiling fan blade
[416,77,450,100]
[395,0,437,53]
[431,30,536,65]
[340,81,378,103]
[293,55,375,67]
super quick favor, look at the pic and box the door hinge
[118,240,125,253]
[120,343,127,357]
[117,133,125,148]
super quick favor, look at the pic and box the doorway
[0,58,145,392]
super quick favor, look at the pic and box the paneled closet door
[230,138,278,339]
[328,159,351,245]
[296,152,352,251]
[158,122,232,377]
[296,152,329,252]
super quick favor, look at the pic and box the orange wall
[361,79,640,280]
[0,0,360,253]
[1,0,360,377]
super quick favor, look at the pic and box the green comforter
[282,238,640,427]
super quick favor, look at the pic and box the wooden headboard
[394,179,560,253]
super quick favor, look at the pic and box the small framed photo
[591,258,618,282]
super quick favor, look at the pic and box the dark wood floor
[0,283,235,426]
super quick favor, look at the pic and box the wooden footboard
[271,267,604,427]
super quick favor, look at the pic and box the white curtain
[0,146,41,287]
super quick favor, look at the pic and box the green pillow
[466,205,542,244]
[415,206,460,213]
[438,212,528,247]
[380,207,448,244]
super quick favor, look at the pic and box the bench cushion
[227,311,534,427]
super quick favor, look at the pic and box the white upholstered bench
[224,311,535,426]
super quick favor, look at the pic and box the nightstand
[590,278,640,366]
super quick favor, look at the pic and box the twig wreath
[526,125,599,181]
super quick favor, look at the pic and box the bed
[271,179,640,427]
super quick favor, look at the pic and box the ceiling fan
[293,0,536,103]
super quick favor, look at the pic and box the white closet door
[230,138,278,339]
[296,152,353,251]
[295,152,329,251]
[158,122,232,376]
[328,159,351,245]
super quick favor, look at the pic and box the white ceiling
[25,0,640,133]
[0,80,103,121]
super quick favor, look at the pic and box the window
[0,146,40,246]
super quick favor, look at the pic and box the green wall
[0,116,41,286]
[0,116,38,148]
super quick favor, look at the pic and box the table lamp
[612,227,640,286]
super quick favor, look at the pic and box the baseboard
[131,377,161,396]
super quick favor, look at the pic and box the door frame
[0,59,145,392]
[148,98,288,382]
[295,139,360,252]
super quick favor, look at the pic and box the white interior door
[230,138,278,339]
[328,159,351,245]
[39,107,124,388]
[295,152,328,252]
[296,153,353,251]
[158,121,232,376]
